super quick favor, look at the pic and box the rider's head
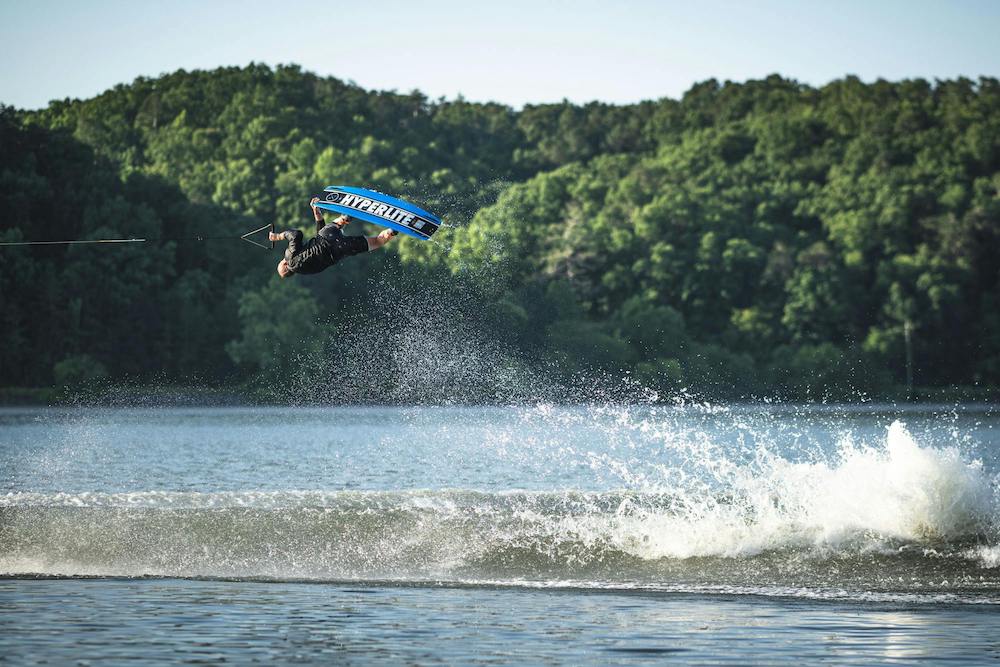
[337,215,354,226]
[276,258,293,278]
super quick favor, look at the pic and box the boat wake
[3,422,998,602]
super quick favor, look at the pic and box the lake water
[2,403,999,664]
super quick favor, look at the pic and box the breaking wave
[3,421,998,602]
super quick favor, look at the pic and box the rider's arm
[267,229,303,253]
[310,197,325,233]
[366,228,398,251]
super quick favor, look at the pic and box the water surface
[2,403,999,663]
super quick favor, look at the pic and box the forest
[1,64,999,401]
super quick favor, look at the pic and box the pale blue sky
[1,0,998,109]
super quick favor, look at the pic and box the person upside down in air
[269,197,397,278]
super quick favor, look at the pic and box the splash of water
[612,420,995,560]
[3,417,997,599]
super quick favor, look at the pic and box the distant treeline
[1,64,999,400]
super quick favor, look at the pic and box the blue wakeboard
[313,186,441,240]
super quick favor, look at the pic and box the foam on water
[620,420,995,560]
[965,544,1000,568]
[2,418,998,601]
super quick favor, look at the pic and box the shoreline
[2,385,998,408]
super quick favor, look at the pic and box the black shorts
[317,224,369,261]
[329,235,369,262]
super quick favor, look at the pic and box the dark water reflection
[2,578,999,665]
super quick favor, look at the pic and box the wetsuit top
[281,223,369,275]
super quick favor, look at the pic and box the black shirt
[282,223,369,275]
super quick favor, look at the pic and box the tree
[225,277,320,375]
[6,68,1000,399]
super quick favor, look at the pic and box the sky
[1,0,999,110]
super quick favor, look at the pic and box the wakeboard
[313,186,441,240]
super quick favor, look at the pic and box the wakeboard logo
[325,190,430,230]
